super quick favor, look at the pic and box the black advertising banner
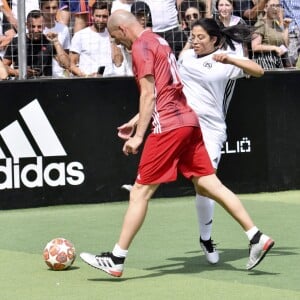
[0,77,140,209]
[218,71,300,192]
[0,73,299,209]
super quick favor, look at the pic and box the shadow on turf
[87,246,294,281]
[46,266,80,271]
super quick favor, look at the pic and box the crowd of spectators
[0,0,299,80]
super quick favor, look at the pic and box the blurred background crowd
[0,0,299,80]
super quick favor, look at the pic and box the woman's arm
[251,33,283,56]
[213,53,264,77]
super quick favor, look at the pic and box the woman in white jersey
[178,18,264,263]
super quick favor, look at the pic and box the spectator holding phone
[69,1,123,77]
[251,0,292,69]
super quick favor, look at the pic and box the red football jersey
[132,30,199,134]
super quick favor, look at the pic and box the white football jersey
[178,49,247,166]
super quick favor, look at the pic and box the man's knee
[130,183,159,202]
[193,174,223,197]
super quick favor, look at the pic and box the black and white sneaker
[200,237,219,264]
[80,252,124,277]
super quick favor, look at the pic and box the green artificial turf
[0,190,299,300]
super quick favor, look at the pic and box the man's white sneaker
[80,252,124,277]
[200,237,219,264]
[247,233,274,270]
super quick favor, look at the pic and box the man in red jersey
[80,10,274,277]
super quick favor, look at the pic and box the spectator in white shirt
[11,0,39,20]
[69,1,123,77]
[111,0,135,13]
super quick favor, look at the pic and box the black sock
[250,231,262,244]
[111,253,125,264]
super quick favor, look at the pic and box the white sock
[195,194,215,241]
[112,243,128,258]
[245,226,259,241]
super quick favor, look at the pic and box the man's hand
[117,123,135,140]
[283,18,292,29]
[46,32,59,44]
[27,67,41,77]
[122,135,143,156]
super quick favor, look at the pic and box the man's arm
[205,0,213,18]
[69,51,85,77]
[2,36,22,77]
[46,32,70,70]
[0,28,15,51]
[135,75,155,139]
[0,58,8,79]
[0,0,18,30]
[122,75,155,155]
[2,57,18,77]
[111,42,124,67]
[118,113,139,140]
[251,33,286,56]
[243,0,268,20]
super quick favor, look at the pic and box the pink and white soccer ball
[43,238,76,270]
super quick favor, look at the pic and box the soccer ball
[43,238,76,271]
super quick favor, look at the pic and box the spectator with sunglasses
[179,1,206,35]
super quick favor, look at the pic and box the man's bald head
[108,9,144,49]
[107,9,138,32]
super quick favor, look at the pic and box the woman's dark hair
[191,18,253,51]
[215,0,234,10]
[179,1,206,20]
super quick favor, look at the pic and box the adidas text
[0,157,85,189]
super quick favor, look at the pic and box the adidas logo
[0,99,85,190]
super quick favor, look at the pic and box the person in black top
[3,9,69,78]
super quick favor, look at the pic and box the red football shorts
[135,126,214,185]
